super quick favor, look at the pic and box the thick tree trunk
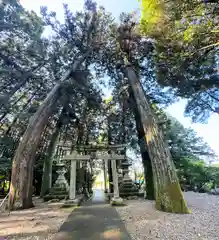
[128,87,154,199]
[8,84,61,209]
[142,150,154,200]
[8,53,91,209]
[125,65,189,213]
[40,124,60,197]
[135,113,154,199]
[40,102,71,197]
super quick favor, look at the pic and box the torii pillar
[110,151,124,205]
[62,151,90,205]
[103,160,108,193]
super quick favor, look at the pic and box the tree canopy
[0,0,218,210]
[139,0,219,122]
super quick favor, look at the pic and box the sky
[20,0,219,157]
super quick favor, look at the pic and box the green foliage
[163,110,218,192]
[176,156,219,192]
[137,104,218,192]
[0,0,110,199]
[139,0,219,122]
[0,0,218,202]
[166,116,216,160]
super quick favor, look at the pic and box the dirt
[0,197,74,240]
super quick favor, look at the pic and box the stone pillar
[69,160,77,200]
[103,160,108,193]
[111,157,123,205]
[111,159,119,198]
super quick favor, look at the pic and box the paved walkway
[53,190,131,240]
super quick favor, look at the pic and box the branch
[0,61,46,109]
[0,21,16,31]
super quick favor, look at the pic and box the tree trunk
[8,53,91,209]
[136,120,154,200]
[107,118,113,193]
[125,65,189,213]
[40,102,71,197]
[141,143,154,200]
[8,84,61,209]
[40,123,60,197]
[128,87,154,199]
[136,115,154,200]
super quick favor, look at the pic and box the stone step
[122,180,133,183]
[62,194,85,207]
[120,190,139,194]
[43,194,68,201]
[120,192,140,197]
[49,190,68,195]
[120,185,138,189]
[107,192,141,199]
[51,186,67,191]
[119,186,138,190]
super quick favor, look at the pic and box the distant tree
[165,115,216,161]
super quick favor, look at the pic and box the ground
[0,197,74,240]
[0,192,219,240]
[115,191,219,240]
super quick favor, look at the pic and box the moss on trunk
[125,65,190,214]
[155,181,190,213]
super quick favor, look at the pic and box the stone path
[53,190,131,240]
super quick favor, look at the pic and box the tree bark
[8,53,90,209]
[125,65,189,213]
[130,92,155,200]
[40,102,72,197]
[107,117,113,193]
[40,122,61,197]
[128,87,154,199]
[142,150,154,200]
[8,83,61,209]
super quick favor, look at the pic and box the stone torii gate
[62,150,125,205]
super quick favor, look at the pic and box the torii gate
[62,150,125,205]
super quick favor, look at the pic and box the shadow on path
[53,190,131,240]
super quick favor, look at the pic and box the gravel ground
[115,192,219,240]
[0,198,74,240]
